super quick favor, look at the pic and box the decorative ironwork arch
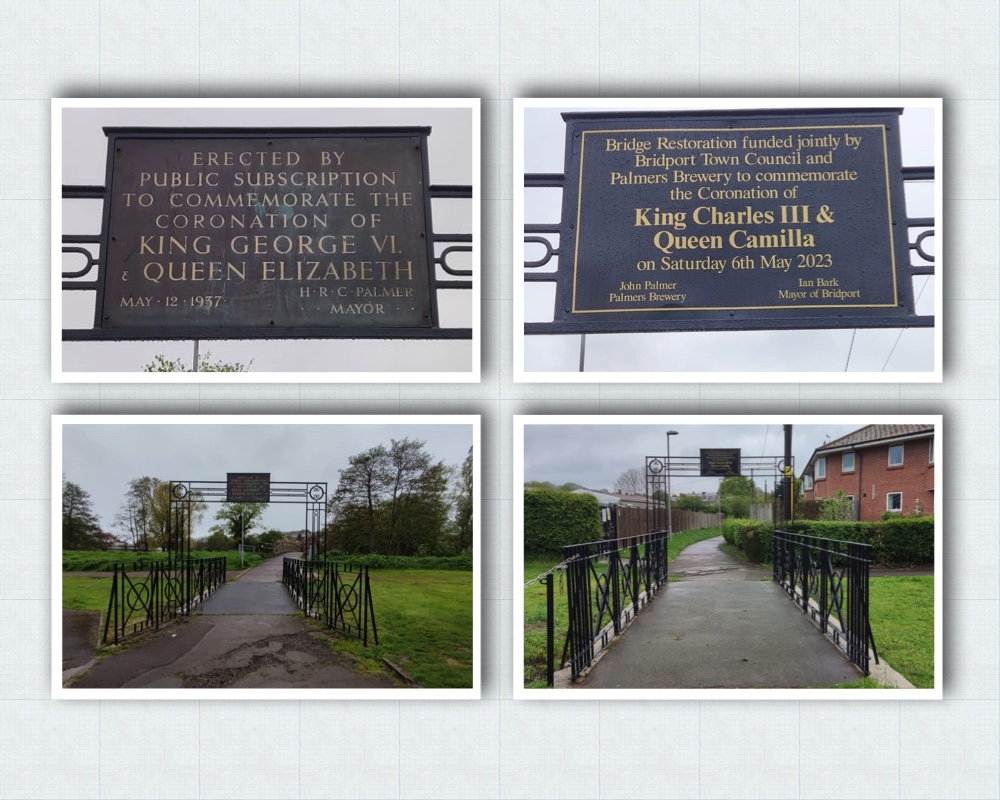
[167,478,328,559]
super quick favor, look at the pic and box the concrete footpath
[66,554,396,690]
[576,536,861,689]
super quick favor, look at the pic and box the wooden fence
[611,505,722,537]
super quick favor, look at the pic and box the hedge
[322,553,473,570]
[62,549,265,572]
[524,490,603,554]
[724,517,934,567]
[721,518,773,563]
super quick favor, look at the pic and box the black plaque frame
[525,107,935,335]
[699,449,741,477]
[62,126,473,341]
[226,472,271,503]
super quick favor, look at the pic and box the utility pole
[783,424,793,523]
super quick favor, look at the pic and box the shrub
[524,490,602,554]
[722,518,772,562]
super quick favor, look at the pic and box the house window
[816,457,826,479]
[888,444,904,467]
[886,492,902,512]
[842,452,855,473]
[804,474,813,490]
[929,437,934,464]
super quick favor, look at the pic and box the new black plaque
[226,472,270,503]
[700,449,741,477]
[101,128,434,333]
[558,108,914,329]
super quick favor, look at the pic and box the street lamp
[666,430,678,537]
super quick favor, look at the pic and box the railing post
[544,573,555,687]
[630,541,640,617]
[819,548,830,635]
[609,545,621,636]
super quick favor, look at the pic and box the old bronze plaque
[700,449,741,477]
[101,129,434,333]
[559,109,911,328]
[226,472,271,503]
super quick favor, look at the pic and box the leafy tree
[114,477,206,551]
[333,444,391,553]
[452,446,474,552]
[195,530,233,551]
[330,438,453,556]
[614,467,645,496]
[259,529,286,546]
[674,493,719,513]
[718,475,754,518]
[143,352,253,372]
[208,502,269,545]
[63,477,107,550]
[819,489,855,521]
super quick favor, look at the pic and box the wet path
[68,554,396,690]
[576,536,860,689]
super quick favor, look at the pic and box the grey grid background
[0,1,997,798]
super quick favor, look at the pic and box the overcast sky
[56,100,475,378]
[522,421,897,495]
[60,419,473,538]
[519,100,937,376]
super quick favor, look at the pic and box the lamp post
[666,430,678,537]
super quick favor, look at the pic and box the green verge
[523,527,723,687]
[314,569,474,689]
[868,575,934,689]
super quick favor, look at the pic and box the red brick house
[800,424,935,521]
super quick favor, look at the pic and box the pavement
[574,536,876,689]
[64,554,397,690]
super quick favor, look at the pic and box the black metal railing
[556,531,669,682]
[282,557,378,646]
[772,530,879,675]
[103,556,227,645]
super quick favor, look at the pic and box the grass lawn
[868,575,934,688]
[63,575,114,614]
[315,569,474,689]
[523,527,723,687]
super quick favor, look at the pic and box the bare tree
[614,467,645,496]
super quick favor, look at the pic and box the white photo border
[514,98,943,383]
[513,413,943,700]
[53,413,481,700]
[52,97,481,384]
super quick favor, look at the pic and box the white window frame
[816,457,826,480]
[886,492,902,512]
[888,444,904,467]
[804,474,813,490]
[842,452,855,473]
[929,437,934,465]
